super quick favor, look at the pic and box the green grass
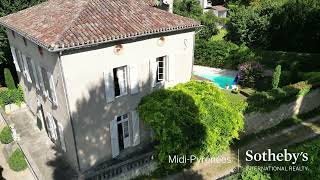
[211,29,228,41]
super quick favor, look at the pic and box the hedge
[8,149,27,171]
[138,81,245,174]
[4,68,16,89]
[271,65,281,89]
[195,40,255,70]
[0,126,13,144]
[246,81,312,112]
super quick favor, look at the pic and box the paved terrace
[3,109,77,180]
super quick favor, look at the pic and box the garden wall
[244,89,320,135]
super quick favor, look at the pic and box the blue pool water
[196,73,235,88]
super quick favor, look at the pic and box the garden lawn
[211,29,227,41]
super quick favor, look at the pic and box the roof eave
[50,25,202,53]
[0,21,201,53]
[0,21,52,51]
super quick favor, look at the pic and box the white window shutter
[110,118,119,158]
[10,46,21,72]
[104,70,115,103]
[57,123,67,152]
[31,59,40,90]
[168,54,175,82]
[47,113,58,141]
[37,66,45,94]
[129,64,139,94]
[131,110,140,146]
[49,73,58,106]
[150,59,157,88]
[22,54,32,82]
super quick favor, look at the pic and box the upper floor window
[11,30,15,38]
[23,37,27,46]
[113,66,128,97]
[41,67,58,106]
[156,57,165,83]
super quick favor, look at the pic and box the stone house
[0,0,200,173]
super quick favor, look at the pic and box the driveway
[4,109,77,180]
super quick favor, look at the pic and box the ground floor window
[116,114,130,151]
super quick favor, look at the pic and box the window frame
[113,66,128,98]
[156,56,166,84]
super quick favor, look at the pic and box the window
[23,37,27,46]
[41,67,51,97]
[14,49,23,70]
[113,66,127,97]
[26,57,36,84]
[11,30,15,38]
[116,114,130,151]
[156,56,165,83]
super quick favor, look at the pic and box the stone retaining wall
[244,89,320,135]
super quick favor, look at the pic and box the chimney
[161,0,173,13]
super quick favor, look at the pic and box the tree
[4,68,15,89]
[173,0,203,19]
[196,12,219,40]
[238,61,263,88]
[270,0,320,53]
[226,6,271,48]
[272,65,281,89]
[138,81,245,173]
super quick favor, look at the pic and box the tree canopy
[138,81,245,173]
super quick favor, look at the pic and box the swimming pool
[195,73,235,88]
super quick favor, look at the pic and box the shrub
[8,149,27,171]
[241,166,271,180]
[301,72,320,86]
[271,65,281,89]
[138,81,244,173]
[196,12,219,40]
[226,6,271,49]
[194,40,255,69]
[173,0,202,19]
[246,81,312,112]
[0,85,24,107]
[0,126,13,144]
[238,61,263,88]
[4,68,16,89]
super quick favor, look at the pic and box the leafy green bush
[226,5,271,49]
[271,65,281,89]
[301,72,320,86]
[238,61,263,88]
[196,12,219,40]
[246,81,312,112]
[4,68,16,89]
[268,138,320,179]
[138,81,244,173]
[0,85,24,107]
[173,0,202,19]
[241,166,271,180]
[195,40,255,69]
[8,149,27,171]
[0,126,13,144]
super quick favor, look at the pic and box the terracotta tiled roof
[0,0,200,52]
[212,5,228,11]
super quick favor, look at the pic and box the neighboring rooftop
[212,5,228,11]
[0,0,200,52]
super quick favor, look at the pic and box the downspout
[58,52,82,172]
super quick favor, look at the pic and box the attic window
[11,30,15,38]
[23,37,27,46]
[38,46,43,56]
[114,44,124,55]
